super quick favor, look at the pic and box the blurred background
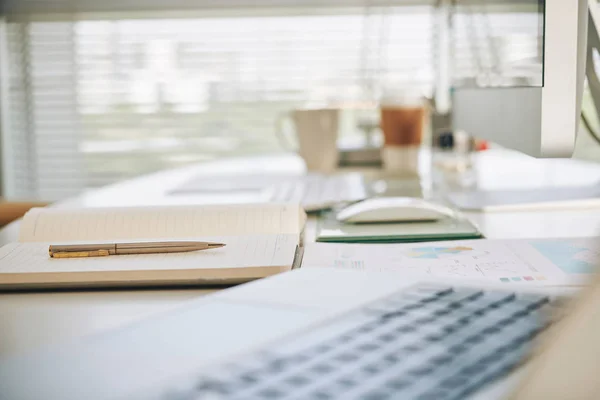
[0,0,598,202]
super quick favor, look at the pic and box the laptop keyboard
[161,285,562,400]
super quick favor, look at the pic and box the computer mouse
[336,197,456,223]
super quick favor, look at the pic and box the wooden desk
[1,150,600,357]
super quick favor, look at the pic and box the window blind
[1,3,437,200]
[0,1,541,201]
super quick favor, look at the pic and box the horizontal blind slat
[4,1,436,15]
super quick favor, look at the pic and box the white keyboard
[168,172,368,212]
[268,174,368,212]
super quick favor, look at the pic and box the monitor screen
[452,0,588,157]
[451,0,544,89]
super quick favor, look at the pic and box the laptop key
[194,379,227,394]
[237,372,260,385]
[285,375,311,387]
[416,390,453,400]
[385,377,411,390]
[311,363,335,374]
[440,375,470,390]
[361,389,394,400]
[411,285,454,295]
[334,351,361,362]
[335,376,360,389]
[257,387,285,399]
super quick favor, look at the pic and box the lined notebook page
[19,204,303,242]
[0,234,297,274]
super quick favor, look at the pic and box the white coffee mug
[276,108,339,173]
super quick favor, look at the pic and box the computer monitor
[451,1,588,158]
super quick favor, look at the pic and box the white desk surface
[1,149,600,357]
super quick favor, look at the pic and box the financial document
[302,238,600,286]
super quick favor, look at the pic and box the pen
[49,241,226,258]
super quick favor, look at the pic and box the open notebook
[0,204,306,289]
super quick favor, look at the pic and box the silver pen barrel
[115,242,224,255]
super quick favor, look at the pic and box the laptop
[1,267,595,400]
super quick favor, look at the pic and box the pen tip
[208,243,226,249]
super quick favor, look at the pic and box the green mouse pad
[316,210,483,243]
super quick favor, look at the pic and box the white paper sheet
[302,238,600,286]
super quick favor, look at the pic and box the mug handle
[275,112,297,151]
